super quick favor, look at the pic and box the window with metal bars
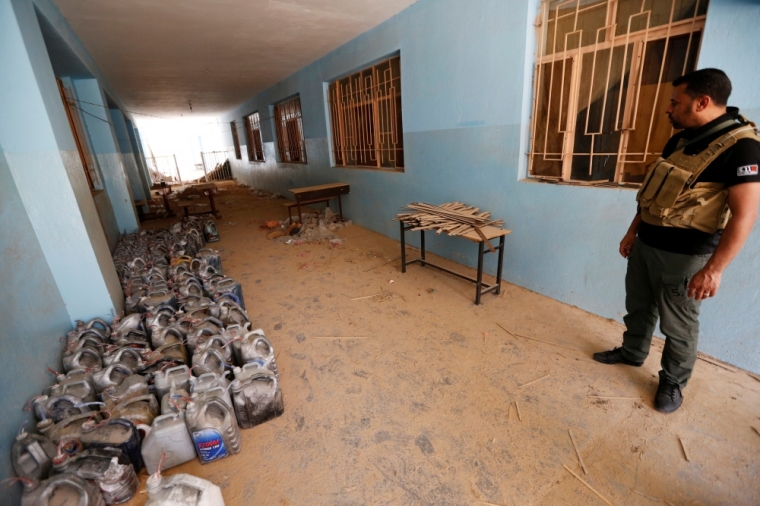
[529,0,708,185]
[328,55,404,170]
[230,121,242,160]
[244,112,265,162]
[274,96,307,163]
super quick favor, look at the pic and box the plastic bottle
[145,472,225,506]
[154,365,192,401]
[21,472,106,506]
[185,392,241,464]
[230,364,284,429]
[11,430,57,485]
[139,413,196,474]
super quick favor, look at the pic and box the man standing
[593,69,760,413]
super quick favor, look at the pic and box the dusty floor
[128,184,760,506]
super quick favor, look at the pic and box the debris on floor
[249,187,283,199]
[266,207,352,245]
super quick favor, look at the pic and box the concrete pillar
[0,0,123,321]
[71,78,139,234]
[110,108,149,201]
[124,116,153,193]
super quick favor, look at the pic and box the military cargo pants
[620,238,710,387]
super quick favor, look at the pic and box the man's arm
[620,213,642,258]
[688,182,760,299]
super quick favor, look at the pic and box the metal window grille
[328,55,404,170]
[244,112,265,162]
[529,0,708,185]
[230,121,242,160]
[57,79,99,190]
[274,96,307,163]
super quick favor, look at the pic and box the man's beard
[668,114,684,130]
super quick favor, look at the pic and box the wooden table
[399,222,511,305]
[178,182,220,219]
[287,182,350,223]
[150,183,176,217]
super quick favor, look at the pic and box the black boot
[592,347,644,367]
[654,375,683,413]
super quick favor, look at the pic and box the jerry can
[192,248,223,273]
[190,372,232,408]
[102,346,145,372]
[154,365,191,402]
[161,385,190,415]
[12,430,57,485]
[145,472,225,506]
[230,364,284,429]
[48,370,96,402]
[102,375,149,408]
[138,413,196,474]
[62,348,102,373]
[109,394,159,427]
[203,220,220,243]
[37,412,102,444]
[195,334,233,365]
[80,418,143,472]
[31,394,92,423]
[209,278,245,310]
[51,448,137,505]
[185,392,241,464]
[21,472,105,506]
[92,364,133,394]
[233,329,278,377]
[217,301,250,327]
[191,347,228,378]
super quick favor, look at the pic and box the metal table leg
[495,235,505,295]
[400,220,407,274]
[420,230,426,266]
[475,240,485,305]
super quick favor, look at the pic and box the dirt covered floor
[129,183,760,505]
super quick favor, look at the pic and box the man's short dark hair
[673,68,732,106]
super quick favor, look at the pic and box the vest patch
[737,164,759,176]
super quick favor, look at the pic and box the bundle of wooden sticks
[395,202,504,237]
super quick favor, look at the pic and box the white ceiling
[53,0,418,117]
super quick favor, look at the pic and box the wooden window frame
[230,121,242,160]
[273,96,307,164]
[244,112,265,162]
[57,78,99,190]
[528,0,707,186]
[327,55,404,171]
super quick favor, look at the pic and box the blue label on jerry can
[192,428,228,463]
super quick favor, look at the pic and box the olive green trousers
[620,238,710,387]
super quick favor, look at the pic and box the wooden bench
[287,182,350,223]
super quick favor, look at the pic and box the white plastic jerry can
[138,413,197,475]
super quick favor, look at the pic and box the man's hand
[619,232,636,258]
[688,267,722,300]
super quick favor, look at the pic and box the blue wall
[0,0,144,497]
[218,0,760,373]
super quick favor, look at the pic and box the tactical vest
[637,116,760,234]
